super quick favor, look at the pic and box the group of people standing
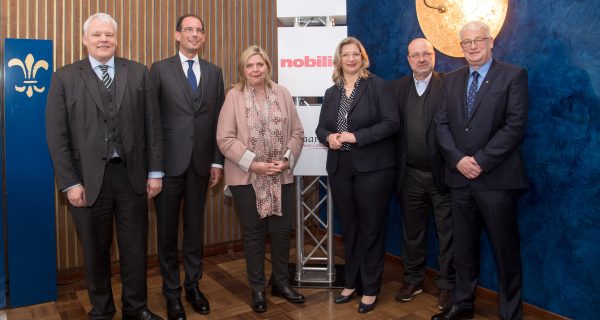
[45,10,528,320]
[318,21,529,320]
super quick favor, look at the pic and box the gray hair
[83,13,117,34]
[459,21,491,40]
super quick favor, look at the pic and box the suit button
[103,119,107,123]
[104,138,108,142]
[102,157,106,160]
[465,127,470,132]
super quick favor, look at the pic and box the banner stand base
[288,263,345,289]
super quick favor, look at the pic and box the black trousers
[451,187,523,320]
[154,162,209,299]
[70,161,149,319]
[230,184,293,292]
[400,167,454,290]
[329,152,395,296]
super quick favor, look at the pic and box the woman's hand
[250,160,287,176]
[338,132,356,144]
[328,133,342,150]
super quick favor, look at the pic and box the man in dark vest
[46,13,163,320]
[388,38,454,311]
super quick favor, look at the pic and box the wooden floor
[1,251,552,320]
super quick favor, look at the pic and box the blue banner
[3,38,56,307]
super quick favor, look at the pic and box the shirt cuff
[148,171,165,179]
[283,149,292,160]
[211,163,224,169]
[238,149,256,172]
[62,183,82,192]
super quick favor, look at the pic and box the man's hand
[210,167,223,188]
[67,185,87,207]
[456,156,482,179]
[146,178,163,199]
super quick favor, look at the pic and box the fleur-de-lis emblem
[8,53,49,98]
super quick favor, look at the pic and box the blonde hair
[236,45,273,90]
[332,37,371,84]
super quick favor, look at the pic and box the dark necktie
[187,60,198,92]
[466,71,479,118]
[99,64,112,89]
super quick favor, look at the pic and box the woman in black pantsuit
[316,37,400,314]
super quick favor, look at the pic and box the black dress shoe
[271,286,305,303]
[122,309,163,320]
[333,290,355,304]
[166,298,186,320]
[252,291,267,313]
[185,287,210,315]
[431,305,474,320]
[358,300,376,314]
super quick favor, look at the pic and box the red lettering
[279,55,334,68]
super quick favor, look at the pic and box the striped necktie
[99,64,112,89]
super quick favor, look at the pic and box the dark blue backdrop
[347,1,600,318]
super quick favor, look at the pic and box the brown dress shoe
[395,283,423,302]
[438,289,452,310]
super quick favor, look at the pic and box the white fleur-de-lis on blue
[8,53,49,98]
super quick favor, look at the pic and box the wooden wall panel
[1,0,279,272]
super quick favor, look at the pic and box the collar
[469,58,493,76]
[89,55,115,69]
[179,51,199,64]
[413,72,432,85]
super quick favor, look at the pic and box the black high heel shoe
[358,297,377,314]
[334,289,356,304]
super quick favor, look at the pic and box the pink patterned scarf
[244,83,285,218]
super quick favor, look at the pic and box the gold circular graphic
[416,0,508,57]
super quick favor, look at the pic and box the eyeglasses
[341,52,361,59]
[408,52,434,59]
[181,27,204,34]
[460,37,490,48]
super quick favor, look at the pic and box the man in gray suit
[46,13,163,320]
[150,14,225,320]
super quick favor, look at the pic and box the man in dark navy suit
[432,21,529,320]
[150,14,225,320]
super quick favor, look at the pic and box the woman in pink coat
[216,45,305,314]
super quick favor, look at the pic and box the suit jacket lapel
[424,72,440,128]
[194,59,210,111]
[80,59,106,115]
[468,59,500,123]
[348,78,367,114]
[114,57,128,110]
[168,55,194,107]
[458,67,470,122]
